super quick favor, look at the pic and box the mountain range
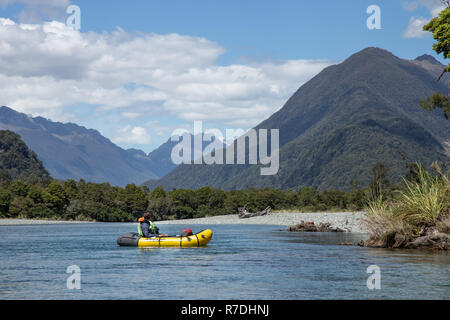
[1,47,448,190]
[143,47,450,191]
[0,107,217,186]
[0,106,175,186]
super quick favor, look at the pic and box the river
[0,223,448,299]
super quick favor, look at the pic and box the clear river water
[0,223,449,299]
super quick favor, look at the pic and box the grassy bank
[363,159,450,250]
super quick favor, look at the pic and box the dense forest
[0,129,412,222]
[0,161,400,222]
[0,130,51,182]
[0,177,380,222]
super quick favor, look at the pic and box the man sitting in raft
[138,211,168,237]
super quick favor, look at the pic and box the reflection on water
[366,248,450,264]
[0,223,448,299]
[275,228,368,245]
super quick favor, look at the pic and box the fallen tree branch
[238,204,271,219]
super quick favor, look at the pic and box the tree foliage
[420,92,450,119]
[0,175,378,221]
[0,130,51,182]
[0,129,409,222]
[421,7,450,118]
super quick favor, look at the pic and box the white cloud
[420,0,447,16]
[402,16,430,38]
[122,112,142,120]
[0,17,332,147]
[147,120,177,137]
[114,126,151,145]
[0,0,70,23]
[402,0,447,38]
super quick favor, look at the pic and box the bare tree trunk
[238,204,271,219]
[436,67,447,82]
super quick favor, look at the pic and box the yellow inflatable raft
[117,229,213,248]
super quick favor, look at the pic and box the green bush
[297,187,320,208]
[172,205,196,219]
[0,186,12,217]
[148,197,173,221]
[321,189,348,209]
[9,196,34,218]
[30,205,55,219]
[116,184,148,218]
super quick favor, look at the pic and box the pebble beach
[0,211,368,233]
[158,211,368,233]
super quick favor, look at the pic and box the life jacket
[137,217,158,236]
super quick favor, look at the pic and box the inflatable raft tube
[117,229,213,248]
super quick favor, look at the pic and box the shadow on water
[273,228,369,246]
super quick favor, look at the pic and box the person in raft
[138,211,168,237]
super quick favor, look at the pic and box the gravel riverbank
[0,211,368,233]
[158,211,368,233]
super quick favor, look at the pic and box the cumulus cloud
[402,16,430,38]
[146,120,179,137]
[402,0,446,38]
[0,0,70,23]
[114,126,151,145]
[0,17,332,148]
[420,0,447,16]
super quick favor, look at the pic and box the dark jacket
[140,220,159,237]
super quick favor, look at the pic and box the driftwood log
[238,204,271,219]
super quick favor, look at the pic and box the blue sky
[69,0,446,63]
[0,0,447,152]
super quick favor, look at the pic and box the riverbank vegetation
[363,158,449,249]
[362,6,450,250]
[0,139,441,226]
[0,156,428,224]
[0,130,380,222]
[0,175,373,222]
[363,6,450,250]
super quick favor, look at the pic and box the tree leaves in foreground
[421,7,450,119]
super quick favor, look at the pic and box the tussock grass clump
[364,192,412,247]
[364,158,450,249]
[395,165,447,227]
